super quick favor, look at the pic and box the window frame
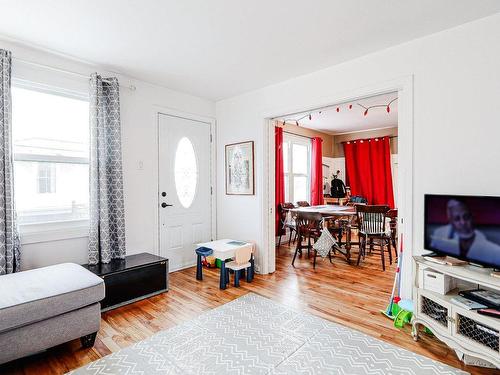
[11,79,90,244]
[283,133,311,204]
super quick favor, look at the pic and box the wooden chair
[355,205,392,271]
[296,201,310,207]
[386,208,398,259]
[332,202,365,246]
[293,211,330,269]
[277,202,297,246]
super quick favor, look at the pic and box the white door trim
[261,75,414,299]
[153,106,217,262]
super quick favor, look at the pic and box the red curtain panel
[275,126,285,235]
[310,137,324,206]
[343,137,394,208]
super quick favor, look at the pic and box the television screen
[424,194,500,269]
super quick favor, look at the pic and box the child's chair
[225,246,253,287]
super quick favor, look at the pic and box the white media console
[412,256,500,368]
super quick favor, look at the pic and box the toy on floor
[394,299,414,328]
[202,255,216,268]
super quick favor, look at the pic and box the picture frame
[225,141,255,195]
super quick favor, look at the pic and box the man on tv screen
[430,199,500,265]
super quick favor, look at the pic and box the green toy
[393,299,414,328]
[394,309,413,328]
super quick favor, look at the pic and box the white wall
[0,39,215,270]
[216,14,500,298]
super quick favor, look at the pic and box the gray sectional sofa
[0,263,105,364]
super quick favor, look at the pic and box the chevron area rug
[69,293,467,374]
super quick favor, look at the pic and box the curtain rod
[340,135,398,144]
[283,130,314,140]
[12,57,136,91]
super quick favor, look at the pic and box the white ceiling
[0,1,499,100]
[279,92,398,134]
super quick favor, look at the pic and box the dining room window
[283,134,311,204]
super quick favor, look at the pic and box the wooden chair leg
[292,236,301,267]
[381,242,386,271]
[246,266,252,282]
[387,238,393,265]
[357,236,364,266]
[328,248,333,264]
[278,233,282,247]
[313,250,317,269]
[288,229,293,246]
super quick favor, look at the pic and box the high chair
[225,245,253,287]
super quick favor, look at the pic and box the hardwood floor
[1,244,492,374]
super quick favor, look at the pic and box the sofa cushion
[0,263,104,333]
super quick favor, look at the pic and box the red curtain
[275,127,285,236]
[310,137,324,206]
[344,137,394,208]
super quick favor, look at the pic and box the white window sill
[19,219,89,245]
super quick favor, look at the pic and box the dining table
[290,204,356,262]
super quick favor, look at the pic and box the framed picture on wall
[225,141,255,195]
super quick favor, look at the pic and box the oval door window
[174,137,198,208]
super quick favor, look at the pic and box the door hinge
[210,133,213,142]
[211,186,213,195]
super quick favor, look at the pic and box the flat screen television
[424,194,500,269]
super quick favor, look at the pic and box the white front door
[158,113,212,271]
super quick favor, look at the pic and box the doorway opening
[263,79,414,301]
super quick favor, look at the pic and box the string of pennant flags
[281,97,398,126]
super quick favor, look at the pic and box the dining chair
[386,208,398,259]
[277,202,297,247]
[331,202,363,246]
[296,201,310,207]
[325,217,344,246]
[355,205,392,271]
[293,211,327,269]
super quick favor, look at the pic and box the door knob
[161,203,173,208]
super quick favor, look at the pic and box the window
[174,137,198,208]
[12,86,89,226]
[283,134,311,204]
[37,163,56,194]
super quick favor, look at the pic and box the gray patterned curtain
[88,73,125,264]
[0,49,20,274]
